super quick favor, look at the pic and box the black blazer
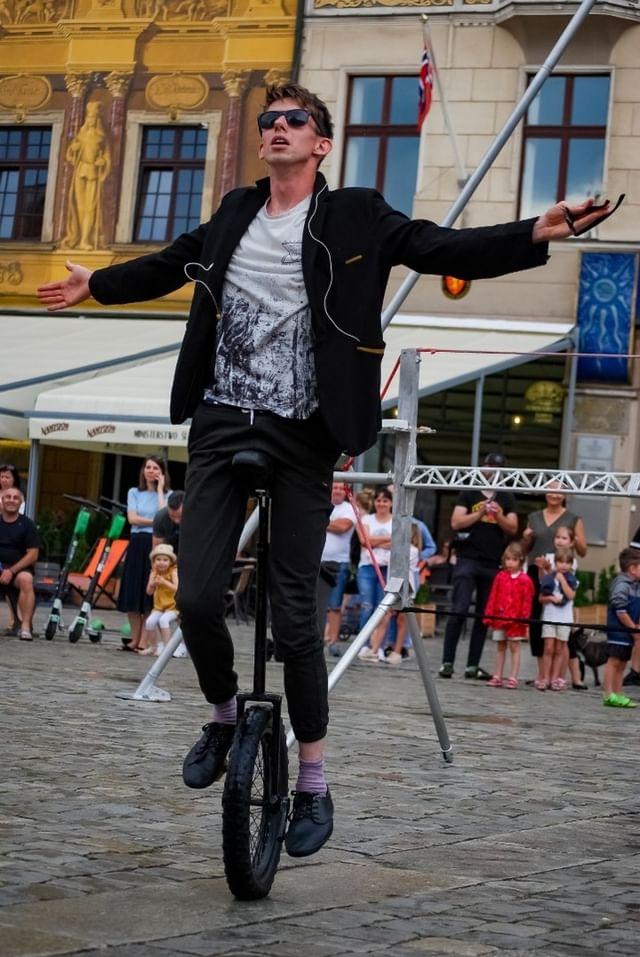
[89,172,549,455]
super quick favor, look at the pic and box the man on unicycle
[38,83,616,859]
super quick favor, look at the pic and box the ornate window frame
[517,68,613,220]
[115,109,222,244]
[0,110,64,243]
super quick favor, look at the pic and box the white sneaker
[172,641,188,658]
[387,651,403,665]
[377,648,387,662]
[358,647,379,662]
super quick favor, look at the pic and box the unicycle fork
[221,450,289,901]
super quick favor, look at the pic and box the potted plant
[573,565,615,626]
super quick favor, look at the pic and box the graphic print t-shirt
[453,490,517,565]
[205,195,317,419]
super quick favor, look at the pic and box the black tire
[45,620,57,641]
[69,620,84,644]
[222,706,288,900]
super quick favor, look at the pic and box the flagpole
[422,14,468,189]
[382,0,599,331]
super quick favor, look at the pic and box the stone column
[218,70,250,197]
[103,71,133,244]
[57,73,91,243]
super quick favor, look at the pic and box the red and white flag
[418,41,434,131]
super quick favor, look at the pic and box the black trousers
[442,557,498,668]
[177,403,337,743]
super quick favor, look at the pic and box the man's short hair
[483,451,507,467]
[264,83,334,140]
[167,490,185,511]
[619,547,640,572]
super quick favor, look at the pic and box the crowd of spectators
[316,453,640,703]
[4,448,640,706]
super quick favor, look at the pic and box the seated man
[152,489,184,552]
[0,488,39,640]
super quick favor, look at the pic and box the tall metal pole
[382,0,599,329]
[422,15,468,190]
[560,330,579,470]
[25,439,40,519]
[471,376,484,466]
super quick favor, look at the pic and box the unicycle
[222,450,289,901]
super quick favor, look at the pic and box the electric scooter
[44,496,92,641]
[69,499,126,644]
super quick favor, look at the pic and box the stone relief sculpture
[63,102,111,251]
[134,0,226,19]
[0,0,73,22]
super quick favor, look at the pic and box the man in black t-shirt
[152,490,184,552]
[439,453,517,679]
[0,488,40,640]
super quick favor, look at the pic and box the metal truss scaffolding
[405,467,640,498]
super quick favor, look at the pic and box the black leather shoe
[284,789,334,858]
[182,722,235,789]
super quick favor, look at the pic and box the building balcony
[306,0,640,22]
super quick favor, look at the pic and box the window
[342,76,420,217]
[0,127,50,240]
[519,74,610,219]
[134,126,207,243]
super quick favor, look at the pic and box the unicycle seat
[231,450,273,494]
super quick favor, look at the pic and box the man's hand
[36,261,93,312]
[0,568,14,586]
[532,198,616,243]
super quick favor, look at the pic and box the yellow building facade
[0,0,297,311]
[0,0,296,519]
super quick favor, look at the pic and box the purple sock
[212,696,237,725]
[295,757,327,795]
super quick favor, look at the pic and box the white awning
[380,315,574,408]
[0,313,184,440]
[25,312,574,457]
[28,352,189,459]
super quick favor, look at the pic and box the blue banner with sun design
[577,253,637,382]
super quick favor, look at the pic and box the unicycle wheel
[222,706,288,900]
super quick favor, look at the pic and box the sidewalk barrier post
[116,628,184,702]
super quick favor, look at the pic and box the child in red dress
[483,542,534,689]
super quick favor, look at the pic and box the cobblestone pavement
[2,608,639,957]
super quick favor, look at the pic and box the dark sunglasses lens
[286,110,310,127]
[258,112,277,130]
[258,109,311,131]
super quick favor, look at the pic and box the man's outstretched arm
[37,260,93,312]
[531,197,619,243]
[37,222,208,311]
[373,195,622,280]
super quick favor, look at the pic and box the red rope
[343,485,387,590]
